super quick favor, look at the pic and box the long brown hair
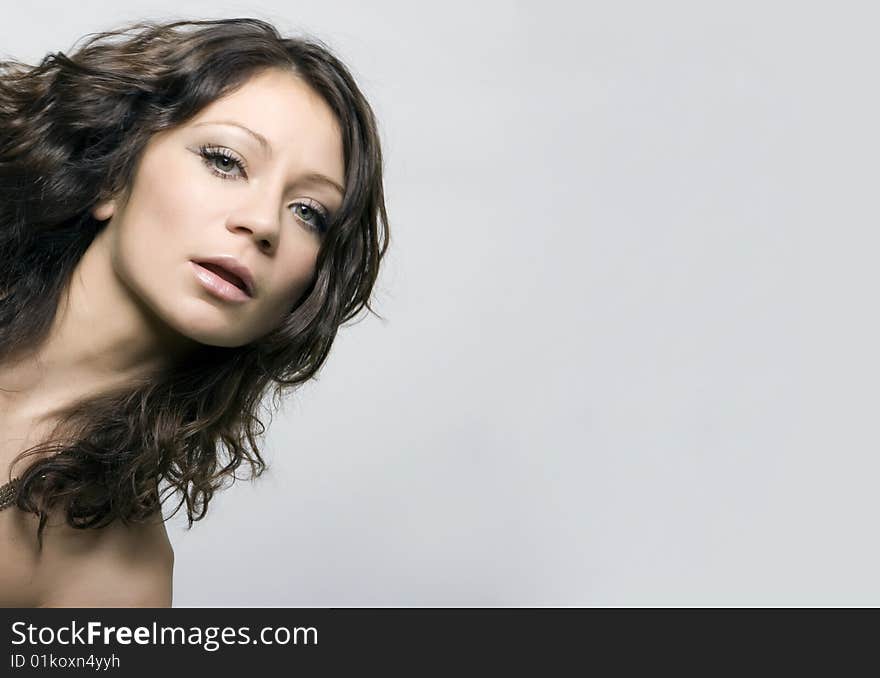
[0,17,389,547]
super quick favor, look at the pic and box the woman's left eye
[291,201,329,234]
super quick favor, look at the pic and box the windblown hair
[0,17,389,547]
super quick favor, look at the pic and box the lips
[199,263,247,291]
[191,256,255,297]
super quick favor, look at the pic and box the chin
[160,304,253,349]
[190,335,254,350]
[184,326,254,349]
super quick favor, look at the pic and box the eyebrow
[192,120,346,196]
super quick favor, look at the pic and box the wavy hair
[0,17,389,547]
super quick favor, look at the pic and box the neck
[0,228,196,422]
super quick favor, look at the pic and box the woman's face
[93,67,345,348]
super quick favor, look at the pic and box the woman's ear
[91,200,115,221]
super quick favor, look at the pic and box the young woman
[0,17,389,607]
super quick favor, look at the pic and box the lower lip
[190,261,252,303]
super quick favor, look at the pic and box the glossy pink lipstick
[191,260,252,303]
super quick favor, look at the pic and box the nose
[225,182,284,252]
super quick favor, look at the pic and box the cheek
[116,202,182,285]
[118,172,182,249]
[270,246,321,309]
[287,246,320,293]
[111,191,203,308]
[117,153,211,265]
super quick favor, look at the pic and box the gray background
[4,2,874,605]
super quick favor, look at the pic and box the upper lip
[192,255,256,297]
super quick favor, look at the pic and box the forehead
[187,68,344,177]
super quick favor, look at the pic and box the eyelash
[197,144,331,235]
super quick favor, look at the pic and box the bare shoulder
[34,510,175,608]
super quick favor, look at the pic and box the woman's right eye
[198,145,248,180]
